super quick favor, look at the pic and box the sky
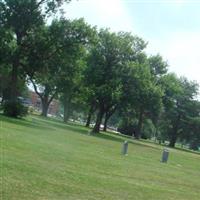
[63,0,200,86]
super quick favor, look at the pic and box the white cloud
[146,32,200,85]
[63,0,134,32]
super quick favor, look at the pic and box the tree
[54,19,96,122]
[85,29,146,133]
[187,117,200,150]
[147,54,168,139]
[59,59,85,122]
[27,18,94,117]
[0,0,72,117]
[103,104,118,131]
[27,24,62,116]
[148,54,168,78]
[159,74,199,147]
[0,65,10,104]
[120,61,163,139]
[85,97,97,127]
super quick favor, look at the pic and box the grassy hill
[1,114,200,200]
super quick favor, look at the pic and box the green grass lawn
[1,114,200,200]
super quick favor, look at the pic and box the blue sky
[63,0,200,86]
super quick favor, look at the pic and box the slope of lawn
[0,114,200,200]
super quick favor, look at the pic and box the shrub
[117,119,136,136]
[3,100,28,118]
[28,106,34,114]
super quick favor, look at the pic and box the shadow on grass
[89,131,160,151]
[174,146,200,155]
[33,115,90,135]
[93,132,126,143]
[3,113,159,150]
[48,122,89,135]
[0,114,54,131]
[105,129,200,154]
[0,114,89,135]
[2,114,198,154]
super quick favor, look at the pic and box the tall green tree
[85,29,146,133]
[147,54,168,139]
[159,74,199,147]
[0,0,71,117]
[27,24,60,116]
[28,18,94,117]
[121,62,163,138]
[55,19,96,122]
[187,117,200,150]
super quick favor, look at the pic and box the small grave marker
[122,141,128,155]
[161,148,169,163]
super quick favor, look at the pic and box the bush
[189,139,199,151]
[28,106,34,114]
[141,119,156,140]
[3,100,28,118]
[117,119,136,136]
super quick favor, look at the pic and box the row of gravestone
[122,141,169,163]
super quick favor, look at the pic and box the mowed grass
[0,115,200,200]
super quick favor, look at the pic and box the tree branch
[107,104,118,118]
[47,90,58,106]
[29,78,43,99]
[36,0,48,9]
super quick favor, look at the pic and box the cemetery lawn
[1,115,200,200]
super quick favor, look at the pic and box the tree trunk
[4,62,19,117]
[64,101,69,123]
[41,96,49,117]
[9,32,22,103]
[92,106,104,133]
[189,140,199,151]
[10,62,18,103]
[103,111,112,132]
[86,105,94,127]
[169,133,177,148]
[4,31,23,117]
[103,114,109,132]
[41,85,57,117]
[10,32,22,104]
[31,82,56,118]
[103,105,117,132]
[63,96,71,123]
[135,108,144,139]
[169,115,181,148]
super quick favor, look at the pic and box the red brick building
[29,91,60,115]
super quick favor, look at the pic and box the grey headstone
[122,141,128,155]
[161,148,169,163]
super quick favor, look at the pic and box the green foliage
[3,100,28,118]
[142,119,156,139]
[158,74,200,147]
[120,61,163,138]
[85,29,146,132]
[0,65,10,98]
[118,117,137,136]
[0,0,72,118]
[148,54,168,77]
[23,18,95,117]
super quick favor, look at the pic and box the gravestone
[122,141,128,155]
[161,148,169,163]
